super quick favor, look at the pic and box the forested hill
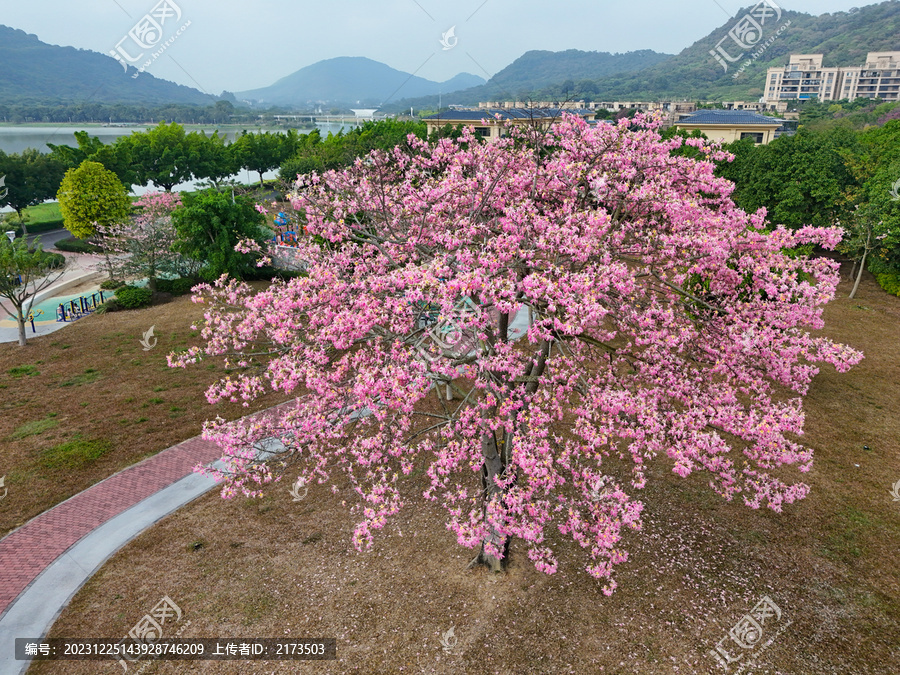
[483,49,673,97]
[381,49,673,111]
[594,0,900,102]
[385,1,900,110]
[0,25,215,106]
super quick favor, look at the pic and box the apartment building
[765,52,900,104]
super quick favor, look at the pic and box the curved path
[0,396,298,675]
[0,435,228,675]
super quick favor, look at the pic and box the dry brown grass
[20,268,900,674]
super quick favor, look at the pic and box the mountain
[0,25,215,105]
[384,1,900,110]
[485,49,673,96]
[575,1,900,101]
[235,57,486,107]
[379,48,673,112]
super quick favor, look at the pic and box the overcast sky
[0,0,874,95]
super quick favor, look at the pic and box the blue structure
[56,291,106,322]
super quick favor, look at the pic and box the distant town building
[421,108,597,140]
[675,110,785,145]
[765,52,900,104]
[474,100,785,127]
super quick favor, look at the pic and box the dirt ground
[18,268,900,674]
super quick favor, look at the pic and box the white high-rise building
[765,52,900,104]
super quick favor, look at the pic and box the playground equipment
[26,309,44,333]
[274,212,290,227]
[273,230,299,246]
[56,291,106,322]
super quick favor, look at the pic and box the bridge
[273,109,384,125]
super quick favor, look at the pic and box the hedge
[155,277,197,296]
[114,285,152,309]
[875,272,900,297]
[55,237,101,254]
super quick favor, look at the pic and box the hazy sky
[0,0,874,95]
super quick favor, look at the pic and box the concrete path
[25,229,71,251]
[0,436,228,675]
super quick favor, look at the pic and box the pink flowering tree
[170,114,861,593]
[96,191,193,287]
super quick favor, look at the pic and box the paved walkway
[0,436,227,675]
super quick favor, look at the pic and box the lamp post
[5,231,15,244]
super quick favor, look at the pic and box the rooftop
[677,110,784,126]
[422,108,594,122]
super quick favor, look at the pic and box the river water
[0,122,355,205]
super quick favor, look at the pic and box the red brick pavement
[0,436,223,618]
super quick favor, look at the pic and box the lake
[0,122,356,204]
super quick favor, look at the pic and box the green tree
[57,161,131,239]
[187,131,239,190]
[717,126,860,230]
[841,120,900,280]
[0,149,66,235]
[0,237,67,346]
[234,131,291,187]
[127,122,193,191]
[47,130,136,187]
[172,190,270,281]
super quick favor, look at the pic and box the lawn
[0,283,293,540]
[16,268,900,674]
[4,201,65,236]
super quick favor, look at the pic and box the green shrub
[155,277,197,295]
[875,272,900,297]
[114,285,152,309]
[100,279,127,290]
[55,237,101,254]
[41,252,65,269]
[94,298,119,313]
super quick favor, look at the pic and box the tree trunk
[16,310,27,346]
[849,243,869,300]
[467,340,550,574]
[16,210,27,238]
[468,429,509,573]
